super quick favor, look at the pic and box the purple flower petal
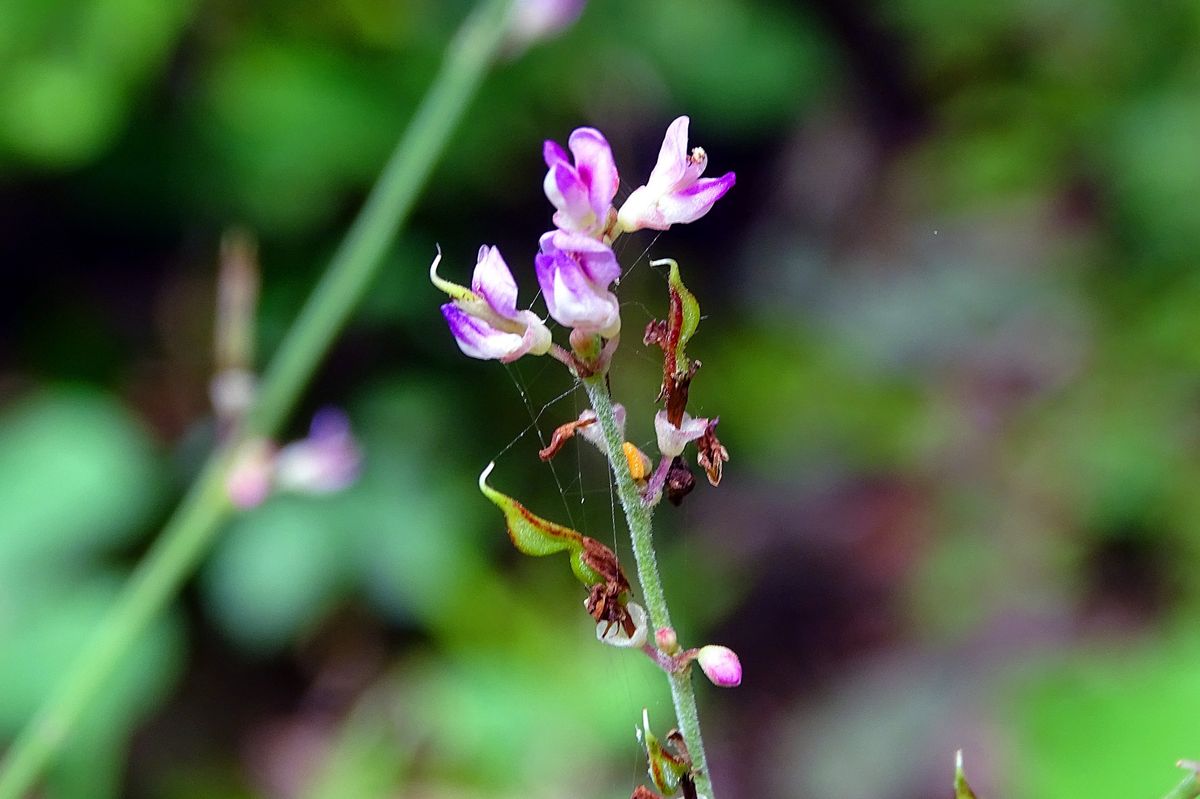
[471,245,519,319]
[441,303,527,360]
[275,409,362,494]
[652,171,736,227]
[539,229,620,287]
[542,126,618,237]
[646,115,693,191]
[535,246,620,336]
[568,127,619,219]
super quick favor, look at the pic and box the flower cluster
[433,116,734,366]
[437,116,739,799]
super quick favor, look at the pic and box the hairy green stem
[582,375,715,799]
[0,3,515,796]
[1163,768,1200,799]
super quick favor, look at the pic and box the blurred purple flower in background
[274,409,362,495]
[508,0,587,53]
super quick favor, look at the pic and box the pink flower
[654,410,708,458]
[543,127,619,238]
[695,644,742,687]
[508,0,587,53]
[225,411,362,508]
[433,246,552,362]
[535,230,621,337]
[274,409,362,494]
[617,116,735,233]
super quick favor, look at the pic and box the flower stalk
[582,374,714,799]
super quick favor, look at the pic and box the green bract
[477,462,603,587]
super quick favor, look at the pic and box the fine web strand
[500,363,581,528]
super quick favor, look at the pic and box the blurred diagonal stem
[582,375,715,799]
[0,1,516,795]
[1164,766,1200,799]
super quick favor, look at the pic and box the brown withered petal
[665,456,696,506]
[538,417,596,461]
[696,417,729,487]
[580,536,636,635]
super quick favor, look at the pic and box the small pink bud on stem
[655,627,680,655]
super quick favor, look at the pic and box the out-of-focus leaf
[0,0,192,166]
[202,496,351,653]
[0,390,161,566]
[1011,635,1200,798]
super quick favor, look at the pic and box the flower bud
[655,627,680,655]
[508,0,587,54]
[695,644,742,687]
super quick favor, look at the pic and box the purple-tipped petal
[652,171,736,227]
[471,245,519,319]
[569,127,619,214]
[536,249,620,336]
[441,303,527,361]
[543,138,569,169]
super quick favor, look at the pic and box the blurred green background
[3,0,1200,796]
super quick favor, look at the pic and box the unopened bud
[695,644,742,687]
[655,627,680,655]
